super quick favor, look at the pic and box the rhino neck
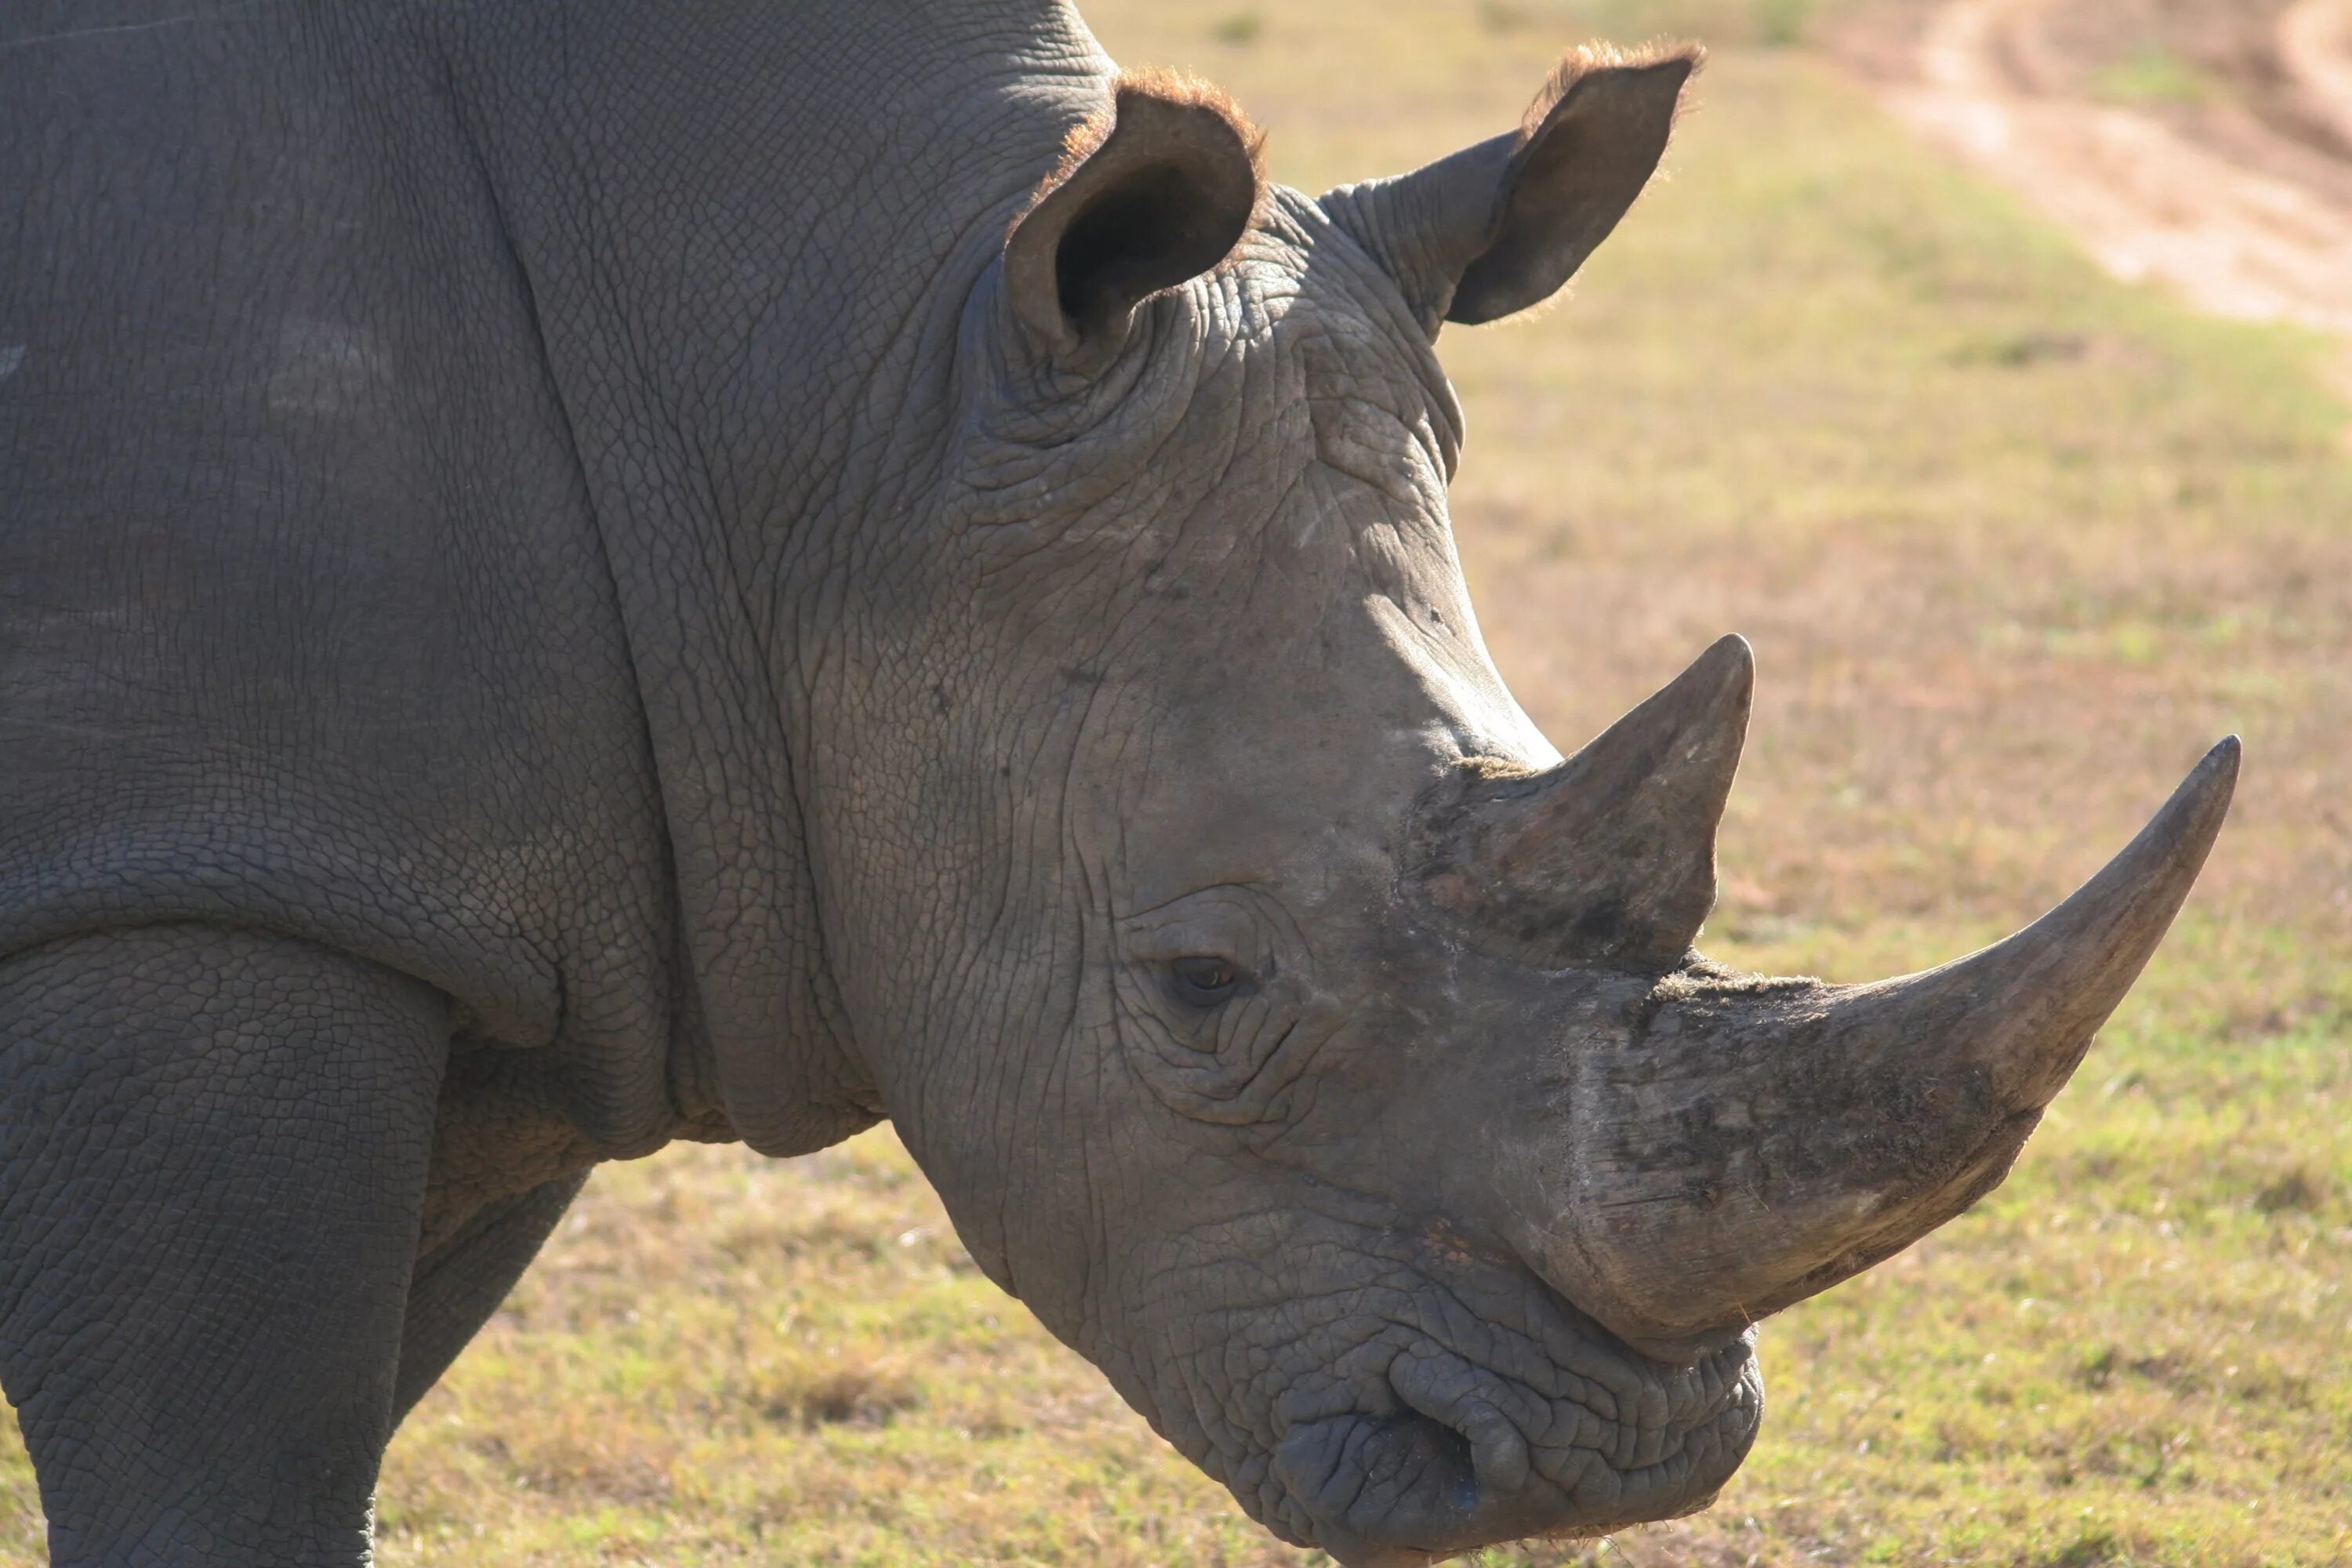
[448,0,1113,1152]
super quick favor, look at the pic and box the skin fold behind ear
[1004,71,1265,368]
[1318,43,1701,333]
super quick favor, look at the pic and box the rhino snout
[1267,1327,1761,1566]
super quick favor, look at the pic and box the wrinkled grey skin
[0,2,2234,1564]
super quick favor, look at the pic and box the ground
[1845,0,2352,396]
[3,0,2348,1563]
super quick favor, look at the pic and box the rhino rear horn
[1319,43,1699,336]
[1424,635,1751,969]
[1004,71,1265,371]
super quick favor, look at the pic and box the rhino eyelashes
[1415,634,1752,971]
[1168,954,1247,1007]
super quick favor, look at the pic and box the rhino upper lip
[1519,1247,1755,1371]
[1272,1330,1759,1564]
[1563,1297,1757,1372]
[1269,1265,1759,1545]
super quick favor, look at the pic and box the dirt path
[1867,0,2352,386]
[2281,0,2352,153]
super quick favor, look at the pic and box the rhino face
[837,50,2236,1566]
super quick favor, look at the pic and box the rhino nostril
[1387,1350,1531,1497]
[1460,1404,1530,1495]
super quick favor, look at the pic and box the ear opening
[1007,71,1266,367]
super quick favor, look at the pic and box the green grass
[5,2,2350,1563]
[2090,44,2219,110]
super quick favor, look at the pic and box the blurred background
[6,1,2346,1563]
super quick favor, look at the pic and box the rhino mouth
[1256,1286,1762,1566]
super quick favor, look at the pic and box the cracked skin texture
[6,1,2198,1562]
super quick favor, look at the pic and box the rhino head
[809,45,2237,1564]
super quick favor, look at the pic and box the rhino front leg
[0,924,448,1566]
[391,1169,590,1424]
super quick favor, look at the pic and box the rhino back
[0,2,679,1144]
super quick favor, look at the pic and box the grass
[5,1,2350,1563]
[2089,44,2218,110]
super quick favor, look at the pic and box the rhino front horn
[1422,634,1751,968]
[1530,738,2240,1355]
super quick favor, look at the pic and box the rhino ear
[1004,71,1265,369]
[1319,43,1699,335]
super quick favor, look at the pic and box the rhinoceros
[0,0,2236,1562]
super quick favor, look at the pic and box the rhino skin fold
[0,5,2234,1564]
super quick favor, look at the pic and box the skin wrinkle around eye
[1112,885,1343,1125]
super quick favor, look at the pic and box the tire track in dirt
[2281,0,2352,154]
[1871,0,2352,395]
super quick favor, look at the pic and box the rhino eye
[1167,956,1243,1007]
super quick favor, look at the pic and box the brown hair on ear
[1026,70,1269,220]
[1006,71,1268,368]
[1445,40,1702,325]
[1314,40,1700,336]
[1516,40,1704,145]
